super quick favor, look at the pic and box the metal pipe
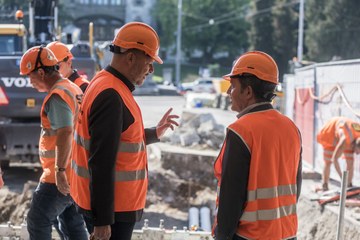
[336,170,348,240]
[29,0,35,45]
[200,206,211,231]
[89,22,94,58]
[54,2,58,37]
[189,207,199,229]
[297,0,305,62]
[175,0,182,87]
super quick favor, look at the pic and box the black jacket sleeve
[145,127,160,145]
[217,129,251,240]
[297,147,303,201]
[88,89,123,226]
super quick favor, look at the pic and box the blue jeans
[233,235,297,240]
[56,208,93,238]
[27,182,88,240]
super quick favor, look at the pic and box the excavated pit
[1,112,360,239]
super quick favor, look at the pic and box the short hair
[39,65,59,74]
[237,73,277,102]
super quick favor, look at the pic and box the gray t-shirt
[44,94,73,130]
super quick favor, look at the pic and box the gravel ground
[1,157,360,240]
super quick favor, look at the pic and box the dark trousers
[110,221,135,240]
[233,235,297,240]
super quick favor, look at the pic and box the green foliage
[154,0,250,66]
[306,0,360,62]
[271,0,298,77]
[249,0,276,54]
[249,0,298,80]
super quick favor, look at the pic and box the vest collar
[68,69,80,82]
[105,65,135,92]
[237,102,273,118]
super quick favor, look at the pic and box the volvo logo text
[1,77,32,88]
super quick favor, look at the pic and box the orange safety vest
[70,70,148,212]
[317,117,360,161]
[73,75,89,90]
[214,109,301,240]
[39,79,82,183]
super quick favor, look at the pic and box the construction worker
[0,167,3,189]
[213,51,302,240]
[70,22,179,240]
[19,46,88,240]
[47,40,92,238]
[317,117,360,191]
[47,41,89,92]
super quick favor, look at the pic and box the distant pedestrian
[70,22,179,240]
[212,51,302,240]
[19,46,88,240]
[317,117,360,191]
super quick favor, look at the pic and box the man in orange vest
[47,41,89,92]
[70,22,179,240]
[213,51,302,240]
[47,41,92,237]
[0,167,3,188]
[317,117,360,191]
[19,46,88,240]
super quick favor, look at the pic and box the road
[135,95,235,128]
[3,96,235,194]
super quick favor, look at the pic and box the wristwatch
[54,166,66,172]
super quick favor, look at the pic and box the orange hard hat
[112,22,163,64]
[20,46,58,75]
[15,10,24,20]
[223,51,278,84]
[47,41,73,62]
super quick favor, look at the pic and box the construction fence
[283,59,360,186]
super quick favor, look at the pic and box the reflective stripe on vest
[247,184,297,201]
[71,159,146,181]
[39,149,56,158]
[241,203,297,222]
[74,130,145,153]
[41,128,57,137]
[241,184,297,222]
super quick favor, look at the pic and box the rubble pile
[163,111,225,150]
[0,181,35,224]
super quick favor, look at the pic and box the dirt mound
[0,181,36,224]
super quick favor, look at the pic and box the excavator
[0,0,97,168]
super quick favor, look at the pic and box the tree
[272,0,298,78]
[249,0,298,79]
[248,0,275,54]
[306,0,360,62]
[154,0,250,66]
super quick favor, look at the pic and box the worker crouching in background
[212,51,302,240]
[317,117,360,191]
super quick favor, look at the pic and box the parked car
[181,78,219,94]
[133,77,159,96]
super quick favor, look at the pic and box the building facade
[61,0,155,42]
